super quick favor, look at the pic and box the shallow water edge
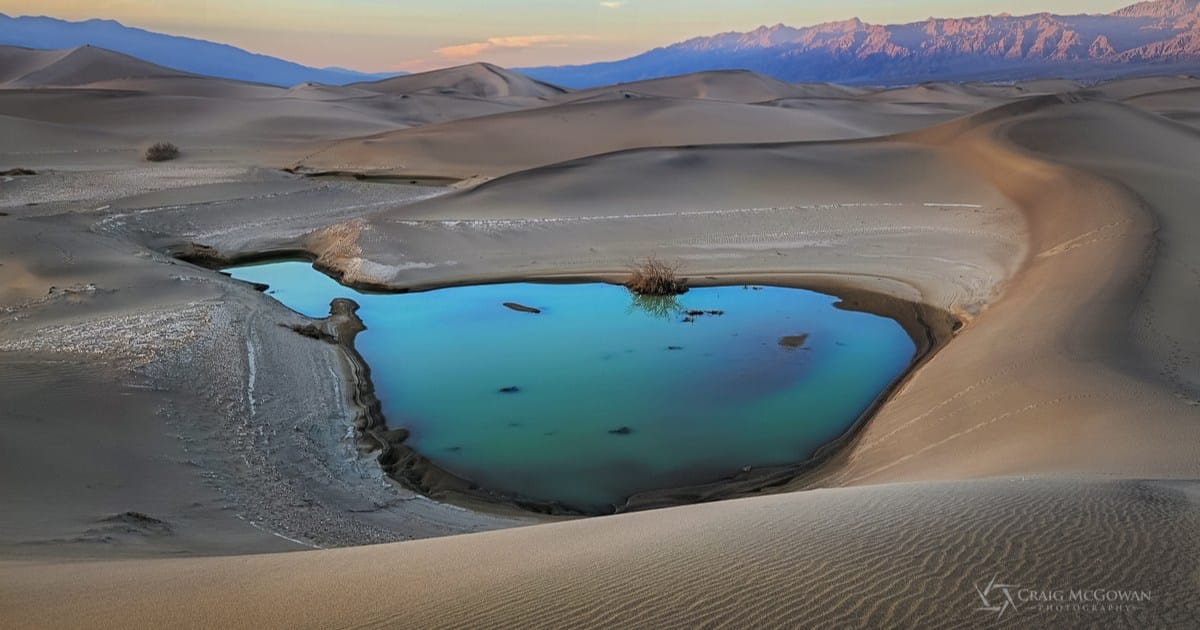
[213,255,958,516]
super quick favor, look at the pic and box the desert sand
[1,45,1198,627]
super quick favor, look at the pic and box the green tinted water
[229,262,915,511]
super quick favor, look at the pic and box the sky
[1,1,1135,72]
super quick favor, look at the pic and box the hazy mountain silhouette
[0,13,399,86]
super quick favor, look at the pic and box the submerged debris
[778,334,810,350]
[679,309,725,324]
[608,426,633,435]
[503,302,541,314]
[498,386,521,394]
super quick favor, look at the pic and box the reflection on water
[627,293,684,320]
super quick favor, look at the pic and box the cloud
[436,35,599,59]
[600,1,625,7]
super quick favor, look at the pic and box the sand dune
[351,61,567,103]
[1116,83,1200,128]
[0,89,406,147]
[0,46,72,84]
[2,44,1199,628]
[293,95,975,177]
[1,45,192,88]
[75,75,288,99]
[1088,74,1200,100]
[554,69,863,104]
[866,82,1011,106]
[0,50,528,165]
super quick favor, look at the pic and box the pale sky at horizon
[1,1,1135,72]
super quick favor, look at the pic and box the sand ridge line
[384,201,986,227]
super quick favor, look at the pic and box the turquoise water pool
[229,262,915,511]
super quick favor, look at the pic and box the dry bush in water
[144,142,180,162]
[627,257,688,295]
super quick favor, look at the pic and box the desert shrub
[626,257,687,296]
[144,142,180,162]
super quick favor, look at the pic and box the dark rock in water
[608,426,633,435]
[778,334,810,350]
[706,310,725,316]
[503,302,541,314]
[498,386,521,394]
[681,316,695,323]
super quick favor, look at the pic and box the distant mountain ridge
[11,2,1200,90]
[0,13,399,86]
[521,0,1200,87]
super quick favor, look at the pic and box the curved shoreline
[208,251,958,516]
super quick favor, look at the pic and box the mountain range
[7,1,1200,88]
[521,0,1200,87]
[0,13,398,86]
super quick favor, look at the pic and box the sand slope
[3,479,1196,628]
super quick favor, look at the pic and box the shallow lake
[228,262,915,511]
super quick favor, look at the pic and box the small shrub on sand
[144,142,180,162]
[626,257,688,296]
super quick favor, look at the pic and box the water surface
[229,262,915,511]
